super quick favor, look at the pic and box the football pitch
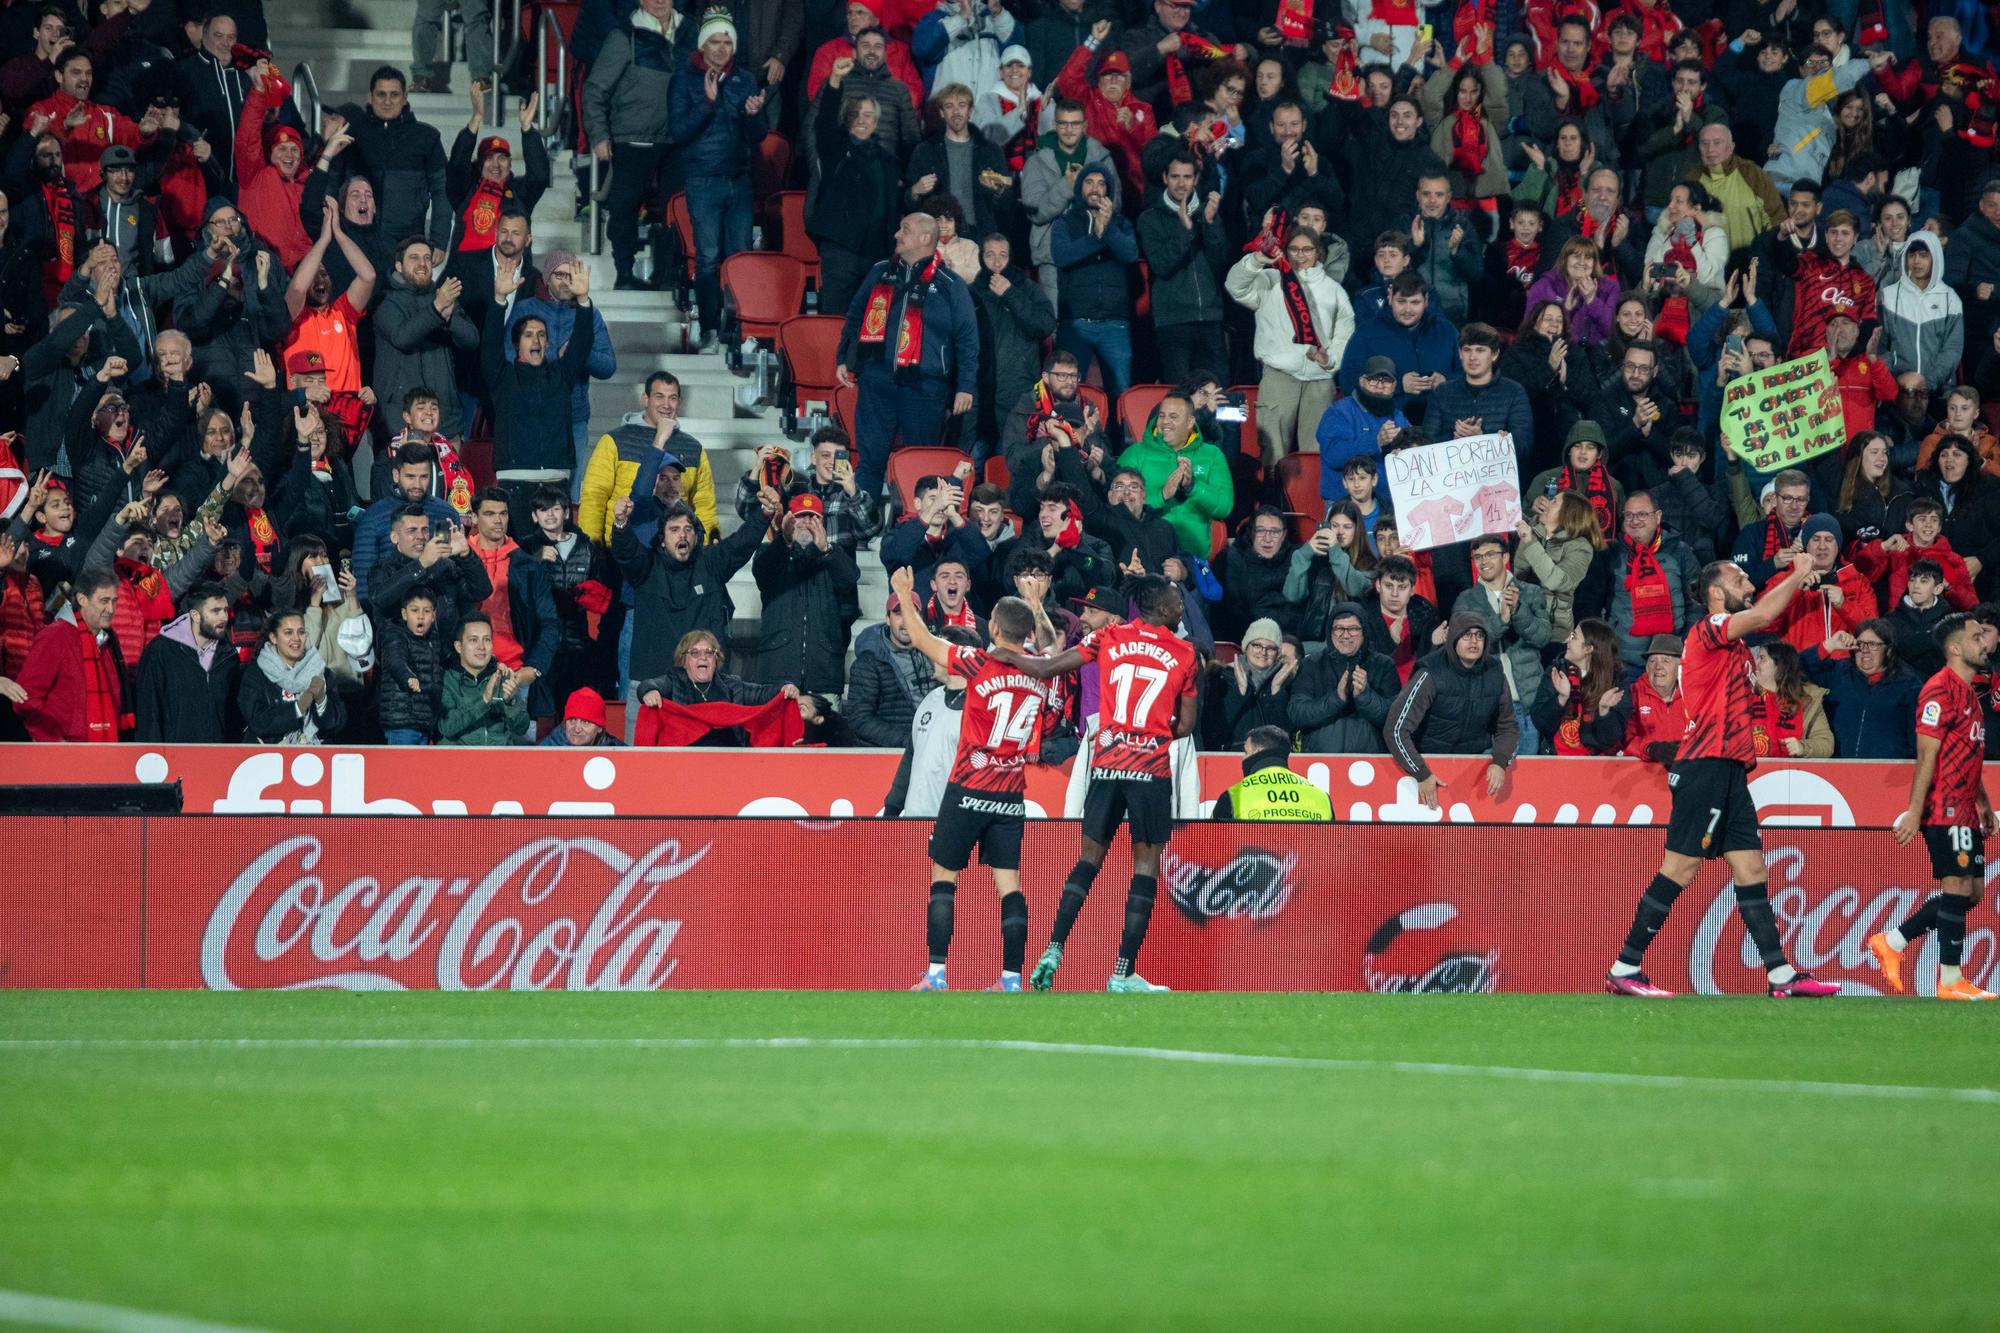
[2,992,1996,1331]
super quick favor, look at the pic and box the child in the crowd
[377,589,446,744]
[1852,497,1979,611]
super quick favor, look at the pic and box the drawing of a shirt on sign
[1404,495,1467,549]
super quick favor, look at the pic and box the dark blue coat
[1803,651,1920,760]
[666,57,769,178]
[1338,307,1462,421]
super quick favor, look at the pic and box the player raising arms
[1868,613,2000,1000]
[890,566,1061,993]
[989,575,1198,994]
[1606,560,1842,998]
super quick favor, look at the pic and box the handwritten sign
[1381,434,1522,552]
[1720,349,1846,473]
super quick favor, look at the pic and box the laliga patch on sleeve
[1922,700,1943,726]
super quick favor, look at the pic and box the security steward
[1209,726,1333,821]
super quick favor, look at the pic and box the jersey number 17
[1106,661,1170,729]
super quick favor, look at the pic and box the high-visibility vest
[1222,766,1333,821]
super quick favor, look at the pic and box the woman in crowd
[1203,617,1295,749]
[1643,181,1728,322]
[1530,618,1631,757]
[809,71,903,316]
[1605,292,1690,405]
[1525,236,1621,347]
[238,608,345,743]
[1502,300,1593,469]
[1226,225,1353,462]
[1823,431,1908,550]
[1423,61,1509,209]
[1803,617,1918,760]
[1750,640,1835,759]
[1515,490,1604,640]
[272,537,373,698]
[1912,434,2000,584]
[1285,500,1376,642]
[1512,120,1591,226]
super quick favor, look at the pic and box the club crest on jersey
[1923,700,1943,726]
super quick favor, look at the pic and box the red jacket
[108,557,176,658]
[27,91,148,196]
[0,568,46,678]
[1606,0,1682,64]
[1831,352,1897,437]
[234,79,312,268]
[15,617,125,742]
[1851,535,1979,611]
[1761,563,1878,657]
[1055,43,1157,198]
[1621,674,1688,760]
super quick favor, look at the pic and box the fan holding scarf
[835,210,981,498]
[1604,487,1696,669]
[1226,225,1355,463]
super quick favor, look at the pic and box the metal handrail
[290,60,322,135]
[534,8,565,138]
[491,0,525,127]
[590,152,609,256]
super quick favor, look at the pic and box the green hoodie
[1117,422,1233,560]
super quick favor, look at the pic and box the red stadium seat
[831,382,859,437]
[752,135,791,205]
[982,455,1011,490]
[1230,384,1261,461]
[776,191,820,287]
[721,252,807,345]
[1117,384,1171,445]
[1212,640,1238,664]
[665,192,695,284]
[778,315,845,427]
[886,446,974,512]
[1209,519,1228,560]
[1275,453,1326,543]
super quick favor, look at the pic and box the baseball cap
[285,349,326,377]
[1070,585,1126,614]
[1360,356,1397,380]
[999,44,1031,67]
[477,135,511,159]
[1097,49,1130,75]
[101,145,137,170]
[788,493,825,518]
[1645,634,1683,659]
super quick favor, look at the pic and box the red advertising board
[0,744,1939,826]
[0,818,1988,996]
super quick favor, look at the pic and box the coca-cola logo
[200,835,708,991]
[1362,903,1500,994]
[1686,844,1997,995]
[1163,848,1297,923]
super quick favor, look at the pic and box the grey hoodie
[1878,231,1963,393]
[1019,135,1113,269]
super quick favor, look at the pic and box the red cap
[886,594,906,616]
[1097,49,1130,76]
[286,349,326,377]
[477,136,511,160]
[788,493,825,518]
[563,687,608,728]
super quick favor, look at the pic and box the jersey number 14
[986,691,1043,749]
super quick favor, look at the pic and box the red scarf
[1001,95,1041,171]
[1449,109,1487,177]
[1327,31,1362,101]
[1622,534,1675,635]
[928,595,979,630]
[72,621,121,743]
[635,694,806,747]
[1165,33,1229,108]
[1276,257,1321,347]
[41,179,75,302]
[1053,499,1085,549]
[859,254,938,371]
[1275,0,1315,42]
[244,506,279,573]
[1551,663,1594,754]
[1751,690,1805,756]
[1553,161,1584,219]
[1452,0,1495,63]
[1559,462,1615,536]
[1550,63,1600,110]
[1505,239,1541,287]
[458,176,507,252]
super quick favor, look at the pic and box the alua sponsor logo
[200,835,707,992]
[1361,902,1501,994]
[1686,844,1997,995]
[1163,847,1298,924]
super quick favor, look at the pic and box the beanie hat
[1242,617,1283,649]
[1801,512,1844,549]
[563,688,609,728]
[1565,420,1606,448]
[698,6,736,45]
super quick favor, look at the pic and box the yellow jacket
[578,415,720,543]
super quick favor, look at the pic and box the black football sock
[927,881,956,966]
[1733,879,1789,973]
[1615,874,1686,968]
[1894,895,1942,944]
[1050,860,1100,947]
[1113,874,1158,979]
[1938,894,1970,967]
[1000,891,1028,974]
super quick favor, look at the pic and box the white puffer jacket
[1224,252,1354,382]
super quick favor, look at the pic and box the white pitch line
[0,1287,276,1333]
[3,1035,1995,1106]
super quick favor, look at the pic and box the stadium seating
[777,315,846,434]
[886,447,975,512]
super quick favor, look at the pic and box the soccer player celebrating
[1606,560,1842,998]
[990,575,1198,993]
[1868,613,1999,1001]
[890,566,1060,993]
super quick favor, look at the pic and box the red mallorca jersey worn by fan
[947,644,1059,794]
[1075,620,1197,779]
[1917,667,1987,825]
[1678,612,1758,768]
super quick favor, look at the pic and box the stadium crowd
[8,0,2000,775]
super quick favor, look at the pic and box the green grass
[2,993,1998,1331]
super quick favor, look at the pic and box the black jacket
[751,535,860,694]
[483,300,597,473]
[522,528,602,655]
[1341,116,1447,258]
[842,620,931,748]
[238,657,349,741]
[1212,539,1299,642]
[21,303,139,474]
[971,264,1057,439]
[368,547,494,641]
[1015,525,1119,606]
[1135,195,1232,329]
[1360,592,1441,667]
[1203,662,1293,750]
[1077,488,1186,578]
[1288,643,1399,754]
[133,626,240,741]
[446,249,542,398]
[1386,635,1518,778]
[807,85,901,260]
[333,99,453,252]
[611,515,765,683]
[903,132,1016,239]
[377,618,449,734]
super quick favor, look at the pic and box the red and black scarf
[1505,239,1541,286]
[1762,519,1800,561]
[859,254,939,371]
[1025,376,1059,446]
[1559,461,1615,536]
[1552,662,1593,754]
[1623,533,1675,635]
[1449,108,1487,178]
[458,176,507,252]
[1553,160,1584,219]
[1001,94,1041,171]
[1165,32,1229,107]
[1276,256,1321,346]
[244,506,279,573]
[1751,690,1805,756]
[42,180,75,300]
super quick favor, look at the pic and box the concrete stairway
[284,1,891,655]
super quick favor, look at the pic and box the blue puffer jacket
[666,56,769,178]
[1337,307,1462,421]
